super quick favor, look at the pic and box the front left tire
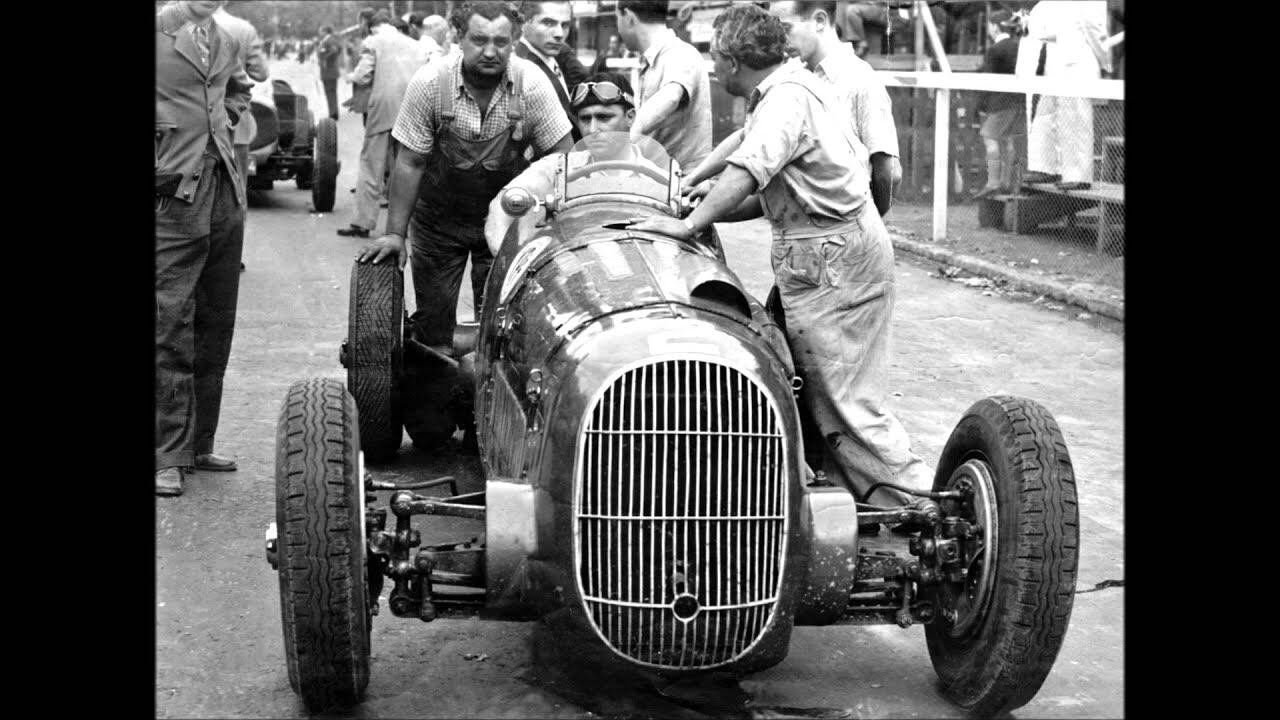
[925,395,1079,717]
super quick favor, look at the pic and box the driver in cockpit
[484,72,663,254]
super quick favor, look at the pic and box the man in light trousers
[338,11,429,237]
[630,4,933,532]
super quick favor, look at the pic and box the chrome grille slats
[575,358,787,670]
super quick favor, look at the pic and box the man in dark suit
[515,1,586,141]
[155,0,254,496]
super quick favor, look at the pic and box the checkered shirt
[392,54,572,157]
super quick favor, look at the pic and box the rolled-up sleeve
[725,85,812,189]
[659,43,702,107]
[856,82,899,158]
[392,65,438,156]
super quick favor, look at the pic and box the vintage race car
[264,135,1079,716]
[247,79,338,212]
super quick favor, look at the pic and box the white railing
[606,0,1123,244]
[880,72,1123,240]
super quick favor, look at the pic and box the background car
[247,79,338,212]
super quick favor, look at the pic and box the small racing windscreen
[563,132,679,204]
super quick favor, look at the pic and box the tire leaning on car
[346,260,404,461]
[274,378,371,713]
[925,395,1079,717]
[311,117,339,212]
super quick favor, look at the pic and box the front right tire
[274,378,371,713]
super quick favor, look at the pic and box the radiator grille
[575,359,787,669]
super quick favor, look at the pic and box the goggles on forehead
[570,81,635,110]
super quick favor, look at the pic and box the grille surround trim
[571,353,791,671]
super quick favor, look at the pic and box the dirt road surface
[156,60,1123,719]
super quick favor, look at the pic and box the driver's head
[570,72,636,159]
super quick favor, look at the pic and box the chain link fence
[884,85,1124,300]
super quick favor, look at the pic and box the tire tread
[925,395,1079,716]
[274,378,370,712]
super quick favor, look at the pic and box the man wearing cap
[629,4,934,528]
[485,72,660,253]
[973,9,1024,197]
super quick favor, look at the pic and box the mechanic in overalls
[357,0,573,448]
[630,4,934,533]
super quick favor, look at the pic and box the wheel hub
[941,459,998,638]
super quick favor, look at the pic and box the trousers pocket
[155,121,178,169]
[775,243,827,289]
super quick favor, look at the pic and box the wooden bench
[979,181,1125,255]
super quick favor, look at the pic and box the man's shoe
[194,452,238,472]
[858,522,881,536]
[156,467,184,496]
[337,225,371,238]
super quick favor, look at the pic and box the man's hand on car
[626,216,694,242]
[681,179,714,202]
[356,233,409,269]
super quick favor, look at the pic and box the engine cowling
[476,205,810,673]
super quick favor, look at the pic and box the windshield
[562,132,679,206]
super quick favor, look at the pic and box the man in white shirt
[336,10,430,238]
[686,0,902,217]
[419,14,451,63]
[616,0,712,171]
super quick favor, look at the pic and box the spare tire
[345,261,404,461]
